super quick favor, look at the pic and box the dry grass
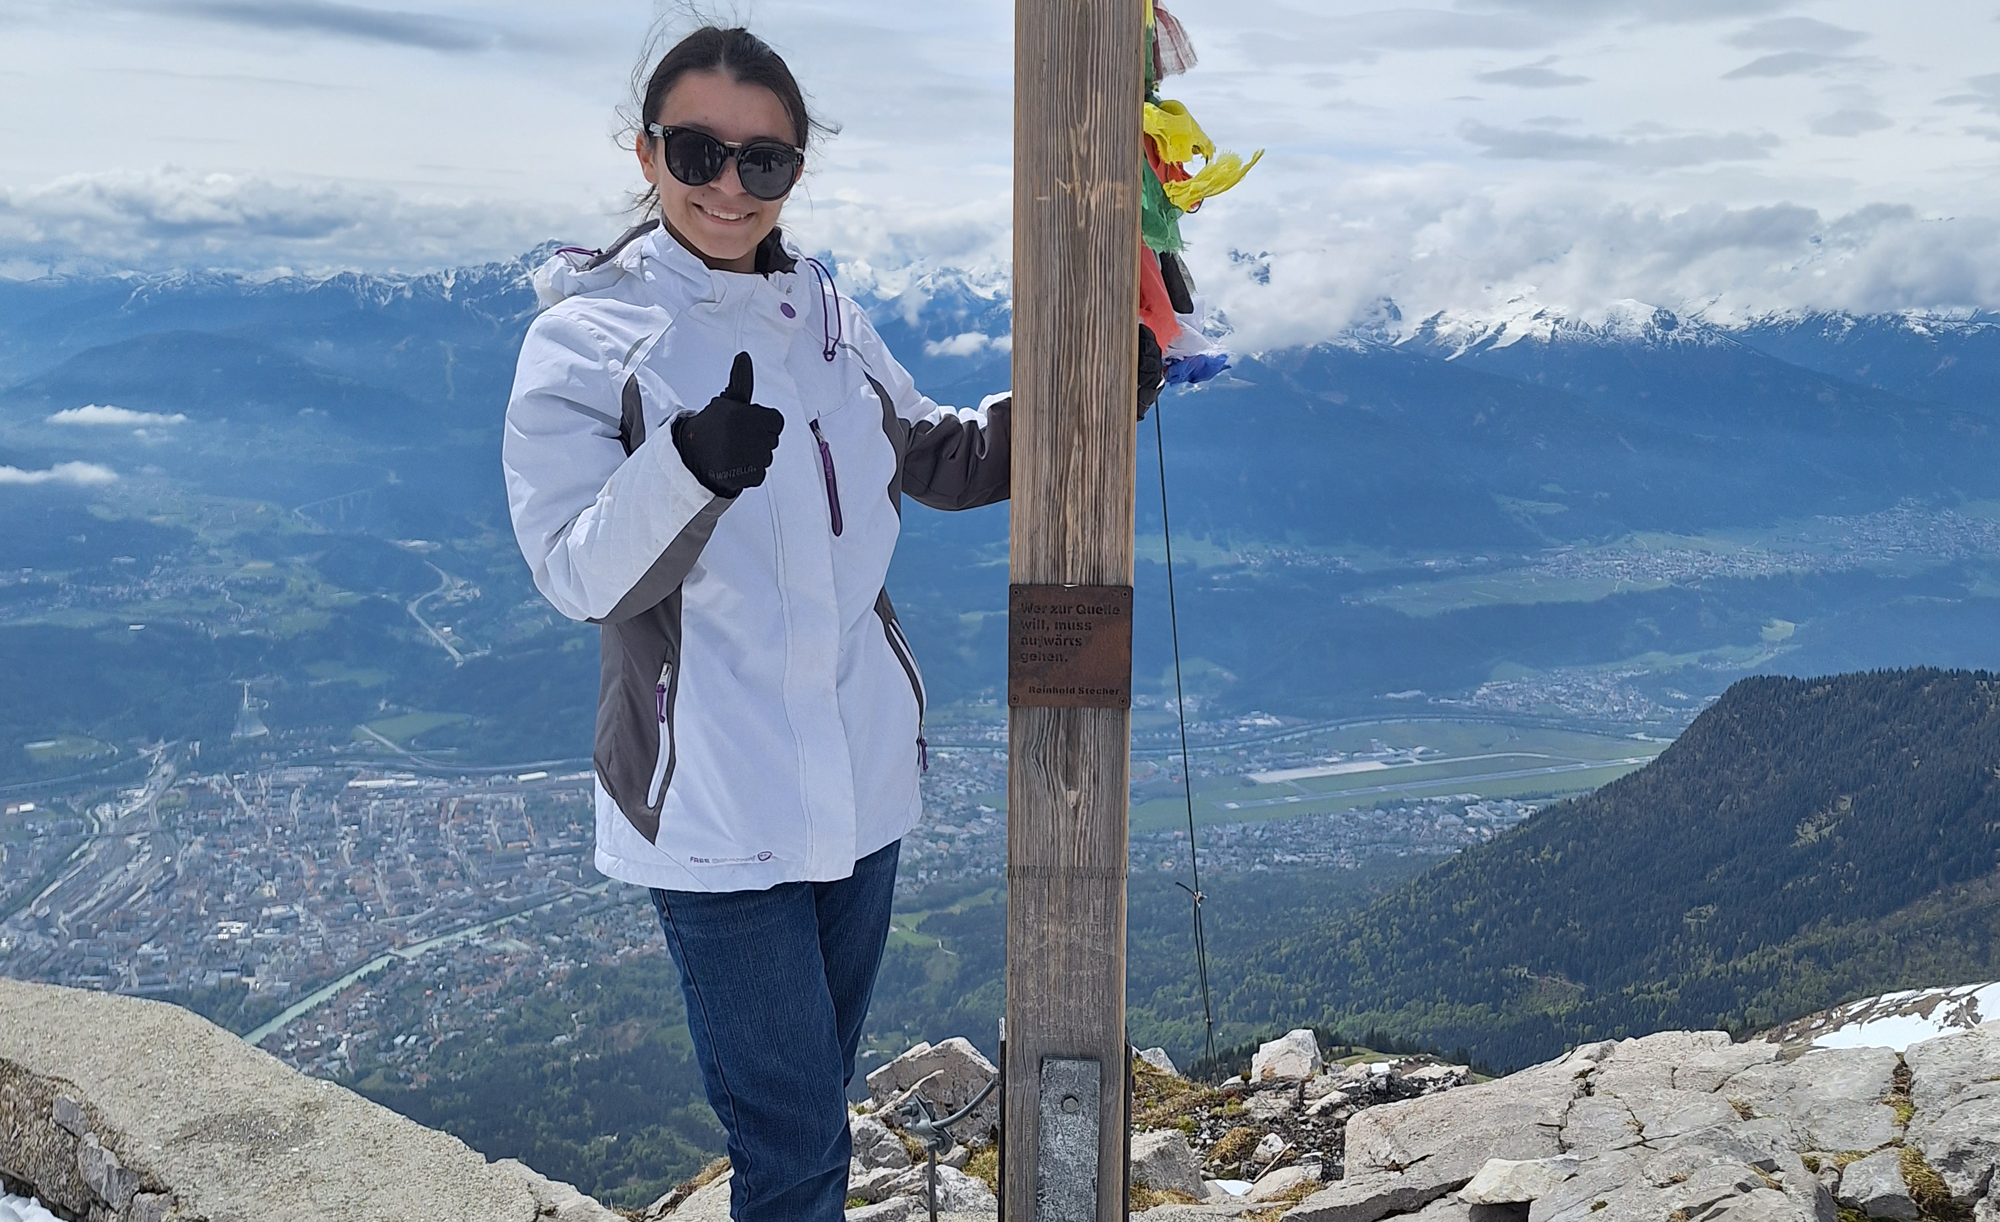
[964,1146,999,1194]
[1899,1146,1970,1222]
[1131,1059,1224,1132]
[1131,1186,1204,1210]
[1209,1125,1263,1168]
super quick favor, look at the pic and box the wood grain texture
[1004,0,1143,1218]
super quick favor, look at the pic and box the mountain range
[5,254,2000,775]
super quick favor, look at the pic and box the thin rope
[1153,401,1217,1069]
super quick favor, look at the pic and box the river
[241,880,612,1047]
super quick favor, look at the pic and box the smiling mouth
[697,203,753,224]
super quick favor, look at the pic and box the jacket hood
[531,220,801,308]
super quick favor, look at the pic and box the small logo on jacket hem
[687,851,776,865]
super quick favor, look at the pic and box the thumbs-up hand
[672,351,786,497]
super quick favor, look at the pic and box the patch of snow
[1212,1180,1254,1196]
[1764,982,2000,1053]
[0,1193,63,1222]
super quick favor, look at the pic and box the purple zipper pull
[809,419,844,537]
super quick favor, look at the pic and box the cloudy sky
[5,0,2000,345]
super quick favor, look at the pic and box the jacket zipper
[646,661,673,807]
[809,418,844,537]
[884,617,928,773]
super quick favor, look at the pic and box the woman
[503,25,1161,1221]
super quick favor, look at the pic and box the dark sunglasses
[647,123,803,202]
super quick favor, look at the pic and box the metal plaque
[1036,1056,1101,1222]
[1008,584,1133,709]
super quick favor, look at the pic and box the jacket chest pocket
[803,377,901,536]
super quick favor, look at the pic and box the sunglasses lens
[737,145,802,201]
[663,130,727,187]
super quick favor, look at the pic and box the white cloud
[0,166,584,274]
[0,461,118,486]
[4,0,2000,350]
[923,331,1011,357]
[47,404,189,426]
[1727,18,1869,53]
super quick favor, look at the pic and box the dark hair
[631,26,829,210]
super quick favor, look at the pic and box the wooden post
[1004,0,1143,1219]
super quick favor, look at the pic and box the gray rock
[878,1164,997,1214]
[1342,1047,1583,1184]
[852,1113,913,1171]
[1459,1157,1583,1205]
[1254,1133,1289,1164]
[1720,1047,1904,1152]
[1132,1129,1208,1198]
[75,1133,138,1211]
[1834,1149,1918,1221]
[850,1165,909,1205]
[50,1095,86,1138]
[1280,1174,1448,1222]
[1404,1065,1472,1092]
[1139,1048,1181,1076]
[1250,1164,1322,1202]
[1135,1204,1268,1221]
[866,1039,999,1147]
[1902,1019,2000,1117]
[1536,1147,1823,1222]
[1246,1090,1298,1123]
[1904,1021,2000,1204]
[127,1192,176,1222]
[491,1158,625,1222]
[1588,1031,1777,1100]
[0,977,558,1222]
[666,1172,733,1222]
[848,1198,919,1222]
[1253,1031,1324,1083]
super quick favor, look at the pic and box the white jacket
[503,223,1009,893]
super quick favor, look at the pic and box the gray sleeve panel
[595,586,682,844]
[872,376,909,518]
[587,373,728,626]
[898,392,1012,511]
[588,495,729,625]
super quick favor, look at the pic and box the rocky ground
[8,978,1997,1222]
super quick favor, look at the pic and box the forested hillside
[1221,668,2000,1069]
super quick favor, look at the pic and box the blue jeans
[650,840,900,1222]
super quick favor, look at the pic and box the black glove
[672,352,784,497]
[1138,324,1165,421]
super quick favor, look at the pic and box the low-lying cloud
[47,404,188,426]
[0,461,118,486]
[1459,122,1779,167]
[0,166,576,273]
[128,0,500,53]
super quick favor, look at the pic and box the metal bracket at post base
[1036,1056,1101,1222]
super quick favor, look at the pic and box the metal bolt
[1061,1094,1081,1114]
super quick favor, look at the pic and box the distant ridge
[1224,667,2000,1069]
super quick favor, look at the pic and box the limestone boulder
[1251,1164,1323,1202]
[1457,1156,1583,1205]
[866,1039,1000,1147]
[0,978,612,1222]
[852,1112,913,1171]
[1718,1047,1904,1152]
[1252,1031,1324,1083]
[1139,1048,1181,1076]
[1904,1021,2000,1204]
[1834,1149,1918,1221]
[1132,1129,1208,1198]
